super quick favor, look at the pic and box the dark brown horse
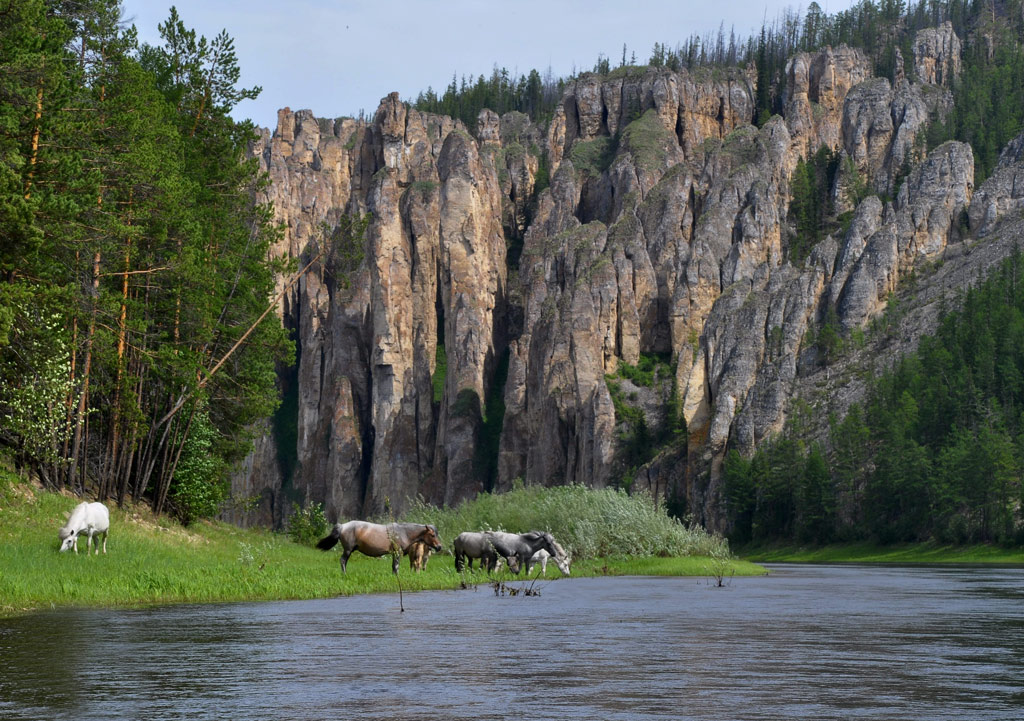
[317,521,442,574]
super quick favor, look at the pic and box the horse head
[422,524,443,552]
[58,528,77,552]
[503,553,522,574]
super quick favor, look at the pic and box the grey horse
[453,531,521,573]
[484,531,567,575]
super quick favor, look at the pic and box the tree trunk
[67,248,101,494]
[23,82,44,199]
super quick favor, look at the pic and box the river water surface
[1,564,1022,720]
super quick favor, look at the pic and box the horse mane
[549,538,568,559]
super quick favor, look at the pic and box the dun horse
[317,521,442,574]
[407,540,431,572]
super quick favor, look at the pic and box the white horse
[59,502,109,554]
[530,547,572,576]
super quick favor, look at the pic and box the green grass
[0,478,762,615]
[739,542,1024,564]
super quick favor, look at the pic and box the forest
[0,1,291,522]
[724,253,1024,546]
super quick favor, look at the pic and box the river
[1,564,1022,720]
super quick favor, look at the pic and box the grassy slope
[0,480,762,616]
[739,542,1024,564]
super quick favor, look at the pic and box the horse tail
[316,524,342,551]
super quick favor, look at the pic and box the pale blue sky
[121,1,858,130]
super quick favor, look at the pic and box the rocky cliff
[232,24,1019,531]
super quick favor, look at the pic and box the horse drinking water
[317,521,442,574]
[58,501,109,554]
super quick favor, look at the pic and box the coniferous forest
[0,2,291,522]
[725,252,1024,547]
[3,0,1024,544]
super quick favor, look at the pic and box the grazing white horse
[529,547,572,576]
[59,502,109,554]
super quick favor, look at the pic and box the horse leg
[101,530,107,554]
[340,549,351,574]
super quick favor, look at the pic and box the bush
[170,411,227,525]
[287,502,328,547]
[403,483,730,560]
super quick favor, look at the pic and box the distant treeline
[411,0,1024,186]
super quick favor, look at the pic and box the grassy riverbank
[739,542,1024,564]
[0,477,763,616]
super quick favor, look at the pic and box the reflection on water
[2,565,1022,720]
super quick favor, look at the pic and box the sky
[120,0,860,130]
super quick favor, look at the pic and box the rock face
[784,45,873,157]
[840,76,931,197]
[914,21,962,86]
[232,26,1000,531]
[969,131,1024,237]
[834,141,974,330]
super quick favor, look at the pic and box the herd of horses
[55,501,571,578]
[316,521,572,577]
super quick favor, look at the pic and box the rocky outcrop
[245,95,506,522]
[553,66,756,169]
[834,141,974,330]
[840,77,930,196]
[914,21,962,86]
[969,131,1024,236]
[784,45,873,157]
[233,26,997,532]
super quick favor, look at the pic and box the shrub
[570,136,617,176]
[287,502,328,547]
[170,411,227,525]
[403,483,730,560]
